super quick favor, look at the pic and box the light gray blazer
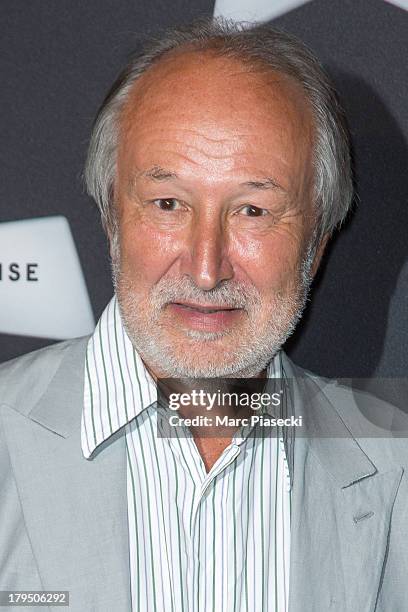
[1,337,408,612]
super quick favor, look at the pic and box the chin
[138,335,280,379]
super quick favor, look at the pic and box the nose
[180,212,234,290]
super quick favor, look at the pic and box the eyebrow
[141,166,178,182]
[133,167,284,191]
[241,177,284,191]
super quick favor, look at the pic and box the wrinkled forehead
[119,49,314,142]
[115,50,315,205]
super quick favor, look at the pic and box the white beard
[111,242,315,379]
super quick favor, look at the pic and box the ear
[310,233,330,277]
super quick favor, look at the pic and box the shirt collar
[81,295,157,458]
[81,295,284,458]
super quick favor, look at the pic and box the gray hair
[84,17,353,244]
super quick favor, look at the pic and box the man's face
[112,51,322,378]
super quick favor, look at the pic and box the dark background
[0,0,407,380]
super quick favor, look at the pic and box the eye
[152,198,182,211]
[239,204,268,217]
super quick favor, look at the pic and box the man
[1,18,407,612]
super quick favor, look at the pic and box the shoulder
[0,337,90,416]
[282,352,408,464]
[283,352,407,429]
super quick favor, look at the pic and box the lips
[173,302,238,314]
[165,301,243,332]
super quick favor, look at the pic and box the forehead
[117,50,314,188]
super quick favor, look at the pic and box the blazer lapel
[283,358,403,612]
[1,338,131,612]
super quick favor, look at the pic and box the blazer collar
[280,352,378,488]
[28,335,89,438]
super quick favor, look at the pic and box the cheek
[118,219,183,288]
[229,229,306,293]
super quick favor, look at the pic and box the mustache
[148,277,261,310]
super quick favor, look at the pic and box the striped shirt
[82,296,291,611]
